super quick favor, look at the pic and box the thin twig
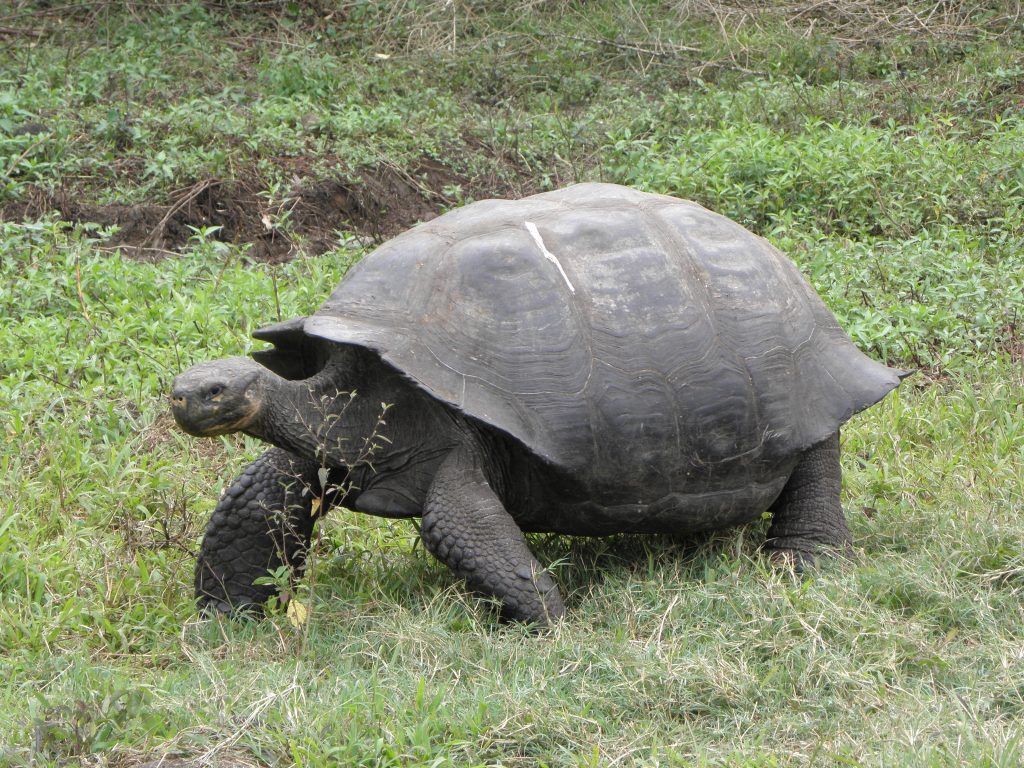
[2,135,50,181]
[74,251,91,323]
[0,25,41,37]
[271,268,282,322]
[32,369,74,392]
[142,179,219,250]
[0,2,100,23]
[558,32,701,57]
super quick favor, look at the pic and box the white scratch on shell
[524,220,575,294]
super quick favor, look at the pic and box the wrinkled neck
[248,367,375,467]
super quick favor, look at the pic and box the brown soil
[2,158,531,262]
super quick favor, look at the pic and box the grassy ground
[1,2,1022,766]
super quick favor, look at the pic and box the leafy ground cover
[0,2,1022,766]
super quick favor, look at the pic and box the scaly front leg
[422,446,565,624]
[195,447,341,615]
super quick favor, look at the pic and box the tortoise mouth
[170,401,260,437]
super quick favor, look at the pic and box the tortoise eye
[207,384,224,398]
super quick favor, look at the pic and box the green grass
[1,2,1023,766]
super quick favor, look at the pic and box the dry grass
[678,0,1023,43]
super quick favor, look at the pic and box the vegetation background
[0,1,1022,765]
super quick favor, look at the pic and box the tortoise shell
[254,183,902,501]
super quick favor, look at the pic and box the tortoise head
[170,357,267,437]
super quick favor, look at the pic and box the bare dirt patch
[2,158,530,261]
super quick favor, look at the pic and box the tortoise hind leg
[763,431,851,567]
[195,447,341,615]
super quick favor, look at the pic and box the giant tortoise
[170,183,905,623]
